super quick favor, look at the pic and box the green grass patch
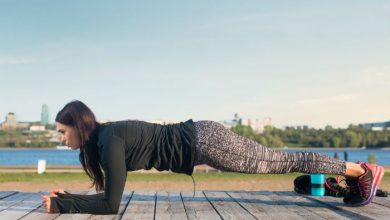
[384,171,390,180]
[285,143,312,148]
[1,171,389,183]
[0,172,303,183]
[0,172,90,183]
[125,172,303,182]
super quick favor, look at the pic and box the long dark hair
[55,100,104,191]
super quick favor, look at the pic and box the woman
[42,100,384,214]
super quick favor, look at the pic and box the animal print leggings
[193,121,346,175]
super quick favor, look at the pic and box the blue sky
[1,1,389,128]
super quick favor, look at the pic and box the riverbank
[1,147,389,150]
[0,172,304,192]
[2,165,390,173]
[0,172,389,192]
[0,165,83,173]
[0,165,219,173]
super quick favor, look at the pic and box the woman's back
[97,119,197,174]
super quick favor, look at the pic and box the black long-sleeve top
[50,119,196,214]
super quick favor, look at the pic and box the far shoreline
[1,147,389,150]
[0,147,70,150]
[273,147,390,151]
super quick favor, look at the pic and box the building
[146,119,180,125]
[1,112,29,130]
[221,113,272,133]
[30,125,46,131]
[240,117,272,133]
[41,104,49,125]
[2,112,17,129]
[359,121,390,130]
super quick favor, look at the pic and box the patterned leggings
[193,121,346,175]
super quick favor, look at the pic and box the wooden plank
[1,190,389,220]
[0,192,42,220]
[0,191,17,200]
[21,207,58,220]
[303,194,390,219]
[21,191,88,220]
[20,191,132,220]
[155,191,187,220]
[0,192,34,212]
[121,191,156,220]
[89,192,133,220]
[203,191,257,219]
[225,190,276,219]
[265,191,325,219]
[372,196,390,208]
[273,191,359,220]
[181,191,221,220]
[226,190,305,220]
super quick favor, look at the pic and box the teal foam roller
[310,174,325,196]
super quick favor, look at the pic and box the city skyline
[1,107,388,130]
[1,1,389,128]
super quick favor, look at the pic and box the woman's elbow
[105,202,120,214]
[96,199,120,214]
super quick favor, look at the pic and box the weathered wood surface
[0,190,389,219]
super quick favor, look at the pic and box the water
[0,149,80,166]
[0,148,389,166]
[283,148,390,165]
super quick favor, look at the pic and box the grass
[1,171,389,183]
[0,172,302,183]
[0,172,89,183]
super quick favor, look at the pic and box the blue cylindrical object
[310,174,325,196]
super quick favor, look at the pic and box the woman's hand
[42,189,64,213]
[49,188,65,197]
[41,194,51,213]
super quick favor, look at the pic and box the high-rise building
[41,104,49,125]
[4,112,17,129]
[1,112,28,130]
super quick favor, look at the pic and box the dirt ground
[1,165,389,192]
[0,180,299,192]
[1,179,389,193]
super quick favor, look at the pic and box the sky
[1,0,389,128]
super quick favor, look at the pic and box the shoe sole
[352,165,384,207]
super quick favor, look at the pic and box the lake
[0,148,389,166]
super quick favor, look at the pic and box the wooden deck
[1,190,389,219]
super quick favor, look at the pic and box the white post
[37,160,46,174]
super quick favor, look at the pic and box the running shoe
[294,175,311,194]
[325,176,349,198]
[343,162,384,206]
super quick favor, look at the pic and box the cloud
[354,66,390,86]
[0,57,36,65]
[296,93,359,104]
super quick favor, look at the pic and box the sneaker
[343,162,384,206]
[294,175,311,194]
[325,176,350,198]
[294,175,350,198]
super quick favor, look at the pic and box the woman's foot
[343,162,384,206]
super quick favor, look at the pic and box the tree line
[0,130,58,148]
[231,124,390,148]
[2,123,389,149]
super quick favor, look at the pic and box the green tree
[330,136,342,148]
[343,131,360,148]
